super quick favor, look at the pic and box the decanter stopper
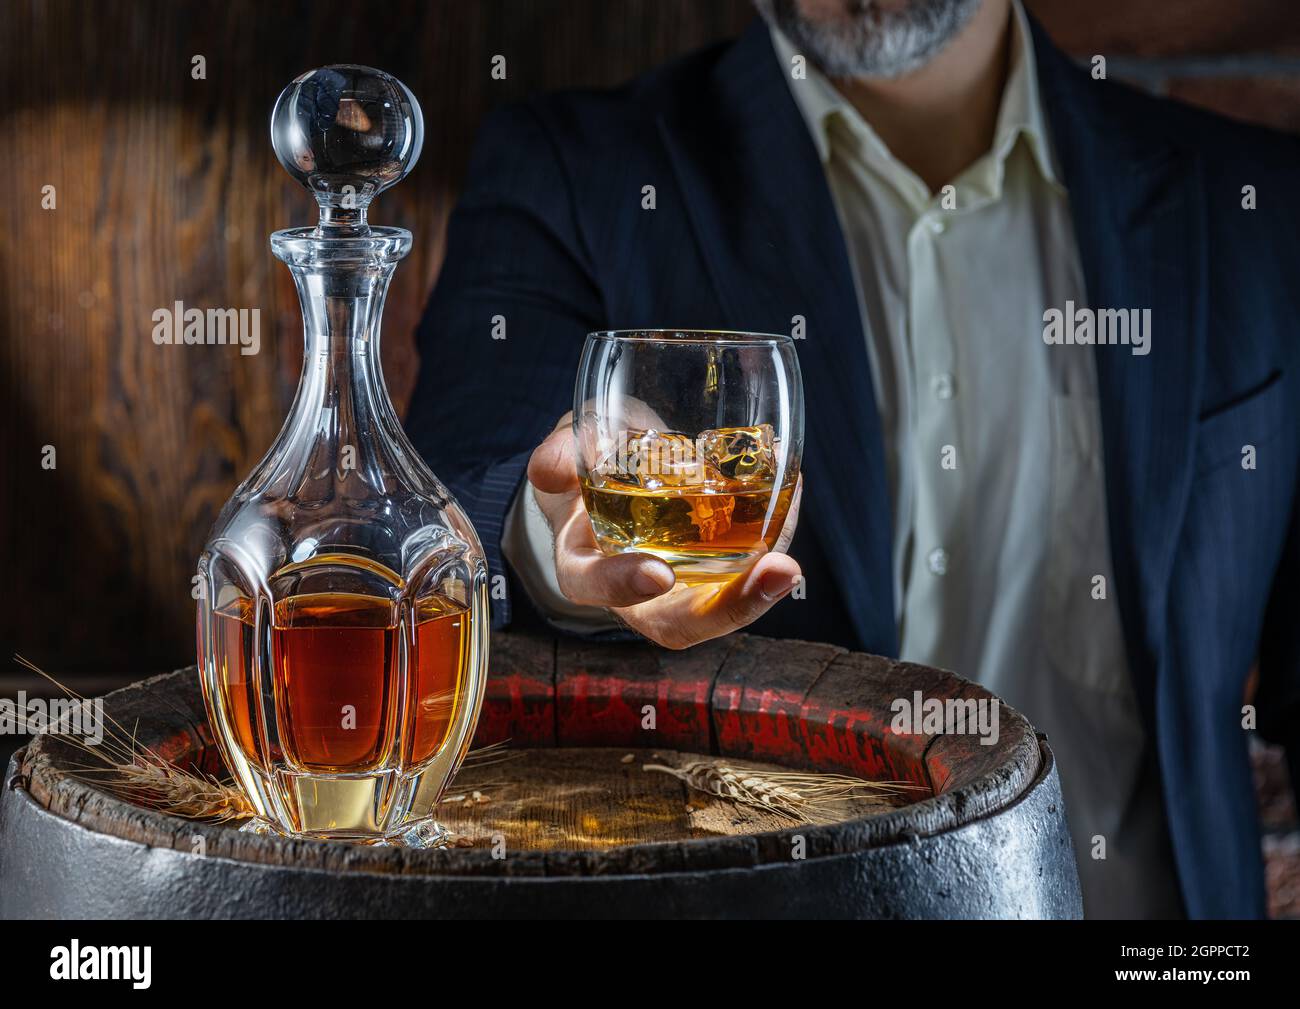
[270,65,423,235]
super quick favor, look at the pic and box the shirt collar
[771,0,1061,195]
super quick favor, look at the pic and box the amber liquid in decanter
[206,589,470,772]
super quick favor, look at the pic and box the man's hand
[526,413,803,649]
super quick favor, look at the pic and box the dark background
[1,0,1297,912]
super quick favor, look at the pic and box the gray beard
[753,0,985,79]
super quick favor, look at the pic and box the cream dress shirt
[504,1,1185,917]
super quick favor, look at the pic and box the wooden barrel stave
[553,635,733,750]
[712,636,845,766]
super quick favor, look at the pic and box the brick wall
[1030,0,1300,919]
[1254,740,1300,918]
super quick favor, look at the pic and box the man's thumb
[527,423,578,495]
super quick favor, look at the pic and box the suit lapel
[657,20,897,655]
[1032,17,1208,725]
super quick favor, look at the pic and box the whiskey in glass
[574,331,803,585]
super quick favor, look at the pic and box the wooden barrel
[0,632,1081,919]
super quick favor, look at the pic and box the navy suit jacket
[407,16,1300,918]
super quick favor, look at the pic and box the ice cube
[597,428,706,489]
[688,493,735,542]
[698,424,776,485]
[627,487,735,544]
[629,494,694,543]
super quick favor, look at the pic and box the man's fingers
[773,476,803,555]
[527,410,676,607]
[625,552,802,649]
[531,483,579,535]
[705,551,802,624]
[553,530,676,607]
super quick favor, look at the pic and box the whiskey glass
[574,330,803,585]
[195,67,488,846]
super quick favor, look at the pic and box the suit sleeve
[405,101,604,629]
[1257,448,1300,810]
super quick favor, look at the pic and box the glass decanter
[195,66,488,846]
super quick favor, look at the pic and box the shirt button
[927,548,949,576]
[931,373,955,400]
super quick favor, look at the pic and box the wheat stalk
[13,654,262,822]
[65,761,256,821]
[644,758,922,825]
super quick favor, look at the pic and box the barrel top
[15,630,1045,877]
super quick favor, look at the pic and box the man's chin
[752,0,983,80]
